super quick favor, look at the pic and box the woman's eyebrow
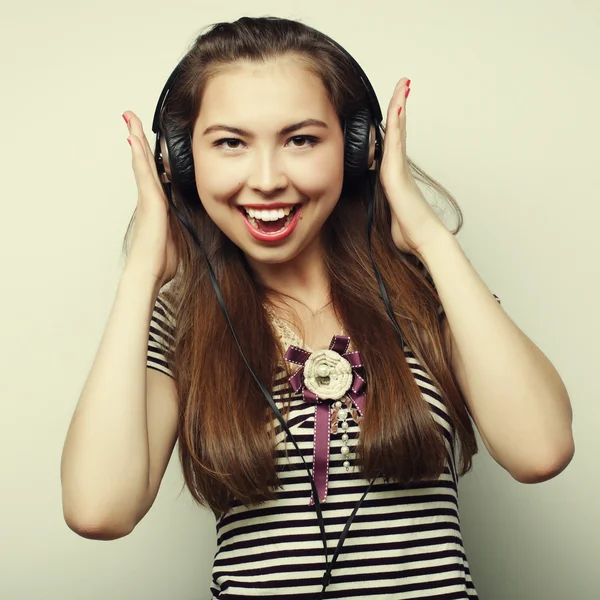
[202,119,329,137]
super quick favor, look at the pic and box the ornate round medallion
[303,348,353,400]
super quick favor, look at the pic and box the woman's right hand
[123,110,179,290]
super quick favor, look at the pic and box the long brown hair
[123,16,477,514]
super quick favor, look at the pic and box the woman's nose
[246,151,288,194]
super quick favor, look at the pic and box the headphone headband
[151,24,382,135]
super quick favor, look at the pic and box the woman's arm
[419,232,574,483]
[61,269,179,538]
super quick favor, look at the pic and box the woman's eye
[214,138,242,149]
[289,136,318,148]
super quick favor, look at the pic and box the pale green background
[1,0,597,598]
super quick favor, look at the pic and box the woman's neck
[248,236,331,314]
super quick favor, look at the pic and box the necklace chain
[266,305,346,352]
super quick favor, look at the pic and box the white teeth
[245,206,294,221]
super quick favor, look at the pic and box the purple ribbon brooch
[284,335,366,505]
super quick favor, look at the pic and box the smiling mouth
[238,205,299,233]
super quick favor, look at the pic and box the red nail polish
[398,106,403,116]
[127,137,132,146]
[406,79,411,87]
[122,113,129,125]
[405,88,411,99]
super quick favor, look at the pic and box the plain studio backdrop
[1,0,598,598]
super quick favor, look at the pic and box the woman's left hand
[379,78,449,257]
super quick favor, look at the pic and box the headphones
[147,21,403,598]
[150,26,384,203]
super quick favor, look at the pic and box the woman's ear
[367,123,377,170]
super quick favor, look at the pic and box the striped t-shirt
[147,293,485,599]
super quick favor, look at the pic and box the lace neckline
[265,305,346,353]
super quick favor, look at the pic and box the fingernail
[398,106,403,116]
[405,88,411,99]
[127,137,132,146]
[122,113,129,125]
[406,79,411,87]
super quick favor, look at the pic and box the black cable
[162,169,407,597]
[164,186,330,566]
[365,170,406,348]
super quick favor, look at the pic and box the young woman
[61,16,574,599]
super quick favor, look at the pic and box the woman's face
[191,56,345,269]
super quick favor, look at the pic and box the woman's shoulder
[153,288,177,323]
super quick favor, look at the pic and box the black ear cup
[157,117,199,204]
[343,107,374,186]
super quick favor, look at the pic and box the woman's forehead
[197,57,335,126]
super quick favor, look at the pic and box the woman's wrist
[120,264,163,300]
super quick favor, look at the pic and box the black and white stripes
[147,296,479,599]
